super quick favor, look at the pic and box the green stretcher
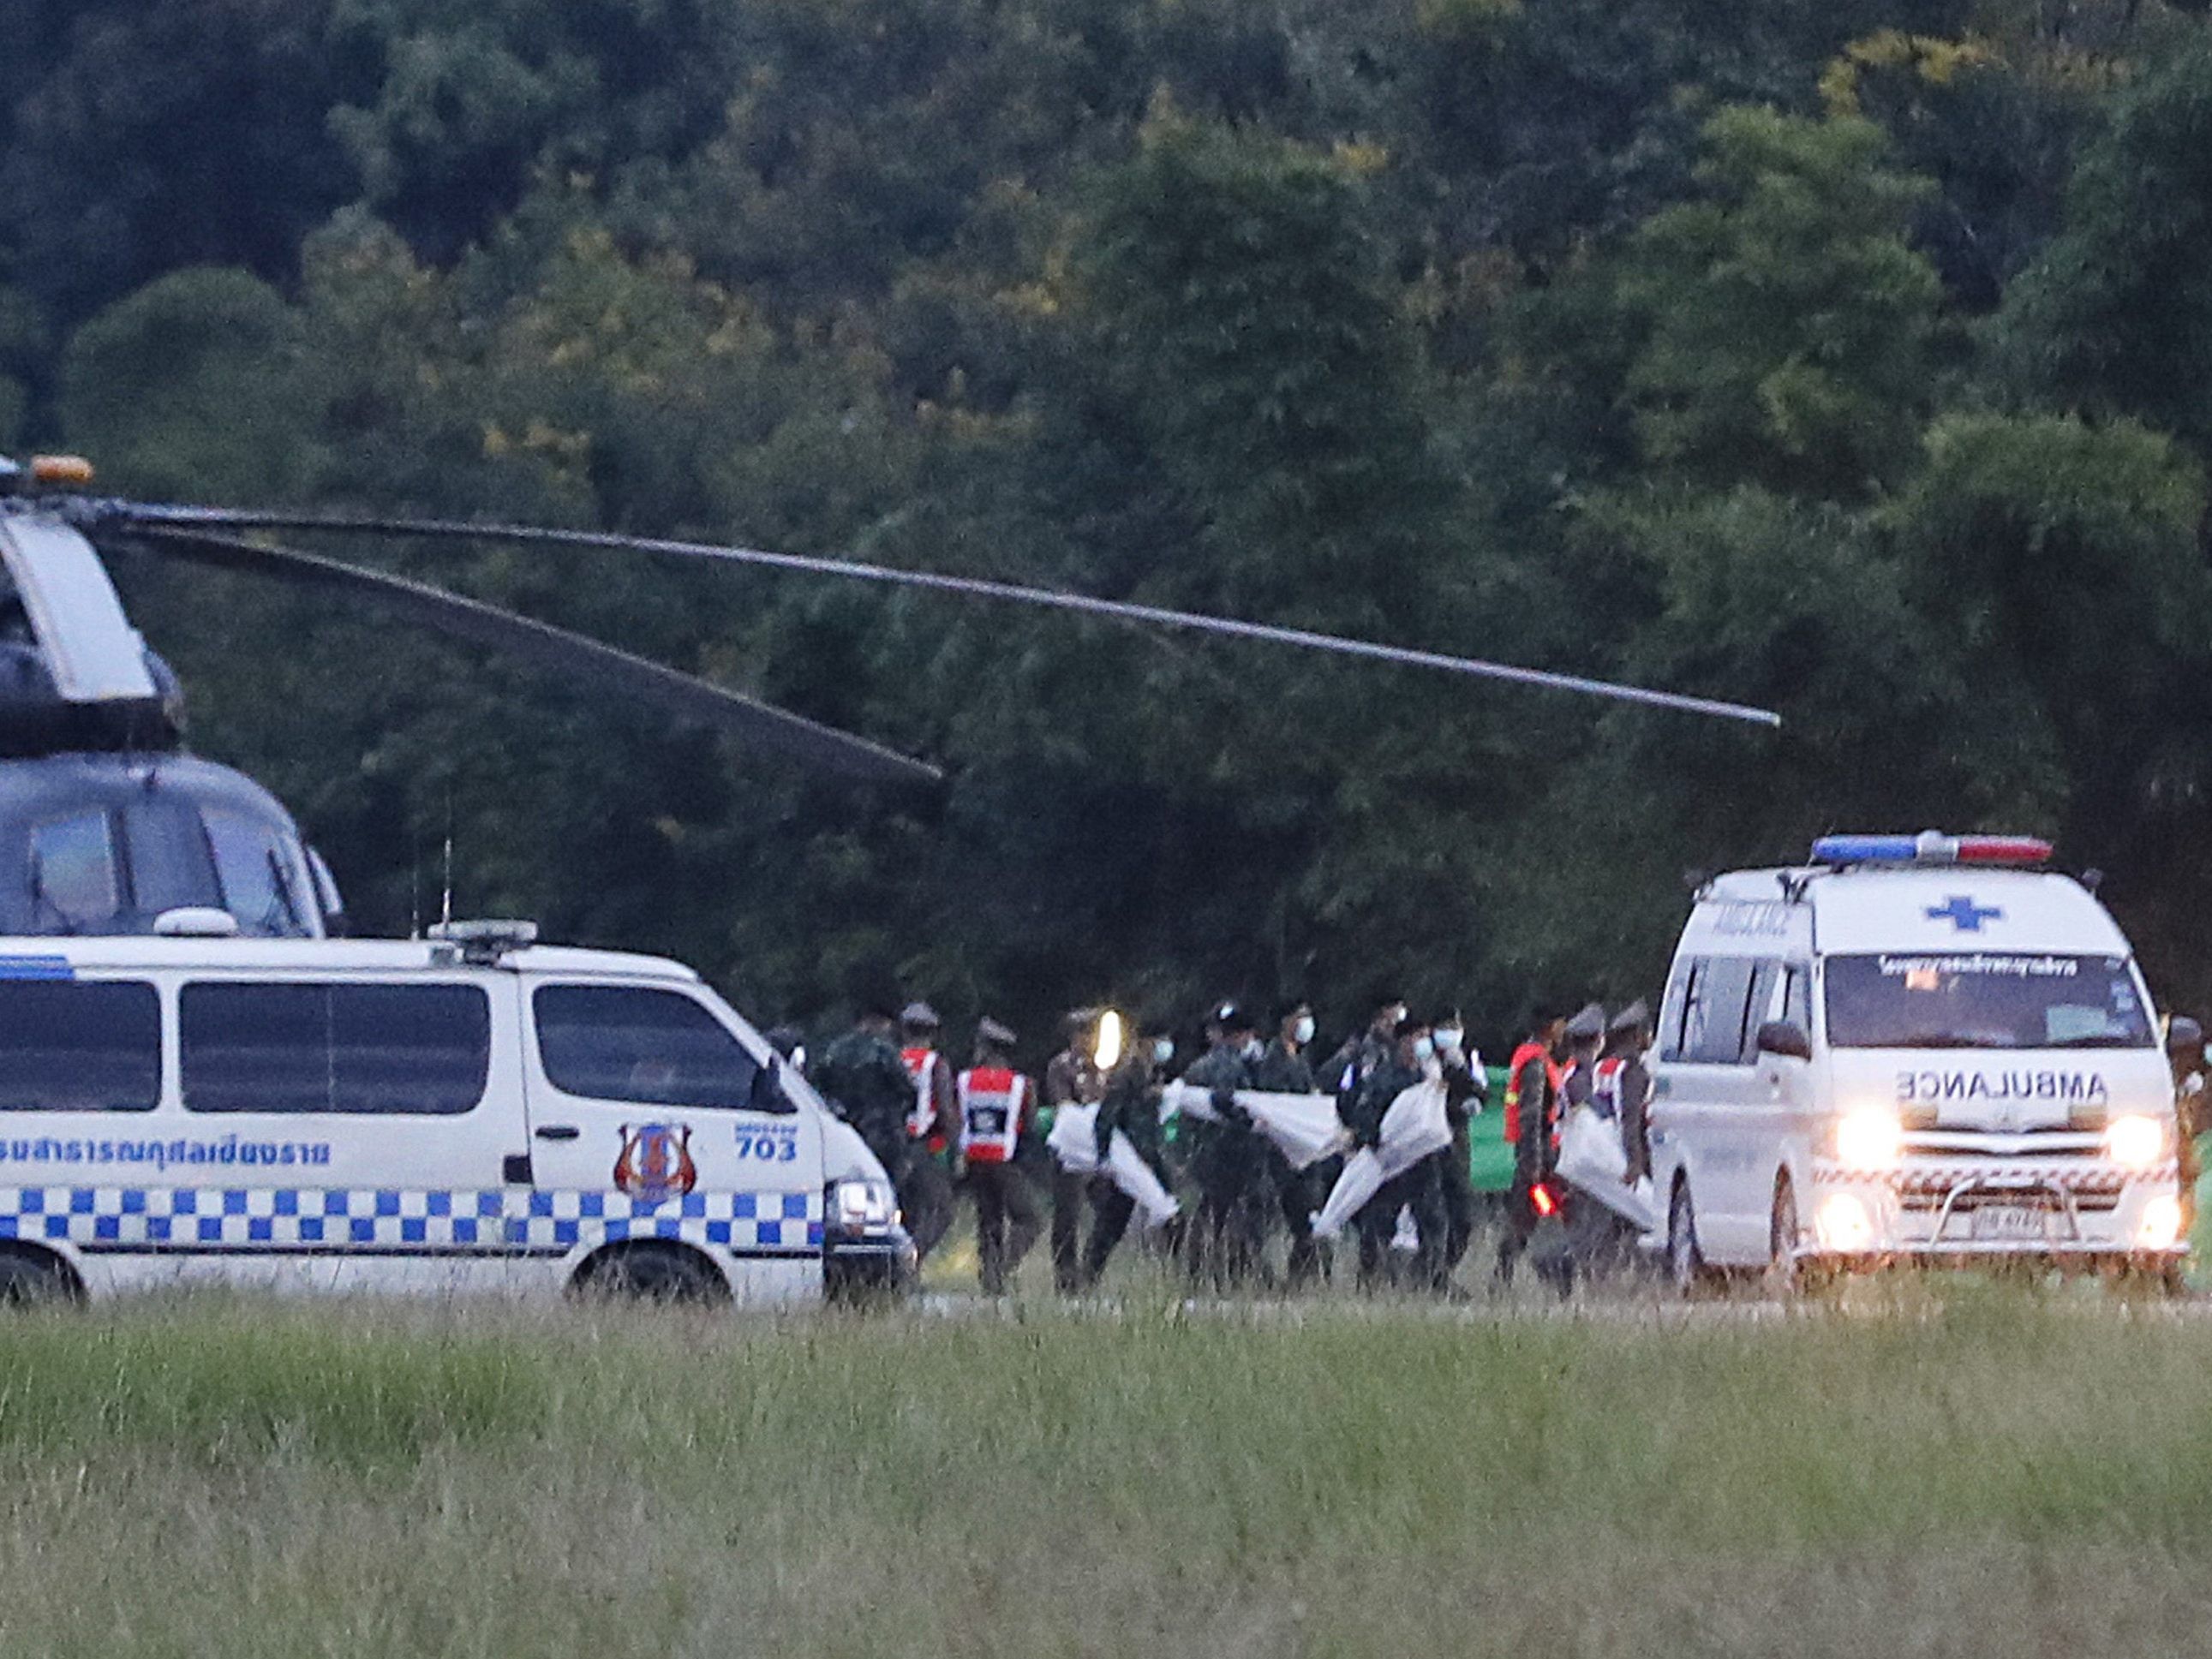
[1468,1065,1516,1192]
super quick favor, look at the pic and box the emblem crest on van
[613,1123,697,1204]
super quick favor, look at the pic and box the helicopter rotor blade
[123,526,944,791]
[116,505,1785,729]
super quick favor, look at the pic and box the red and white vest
[956,1065,1030,1164]
[1590,1056,1625,1120]
[1503,1041,1564,1145]
[901,1047,945,1143]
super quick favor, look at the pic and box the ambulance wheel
[0,1248,80,1307]
[576,1243,726,1305]
[1767,1177,1803,1295]
[1666,1180,1716,1297]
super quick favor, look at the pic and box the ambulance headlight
[829,1178,898,1231]
[1833,1107,1904,1170]
[2105,1114,2166,1172]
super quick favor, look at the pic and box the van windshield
[1825,953,2154,1051]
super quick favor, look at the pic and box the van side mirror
[2168,1016,2203,1059]
[1755,1020,1813,1062]
[750,1062,794,1115]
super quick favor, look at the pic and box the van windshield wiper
[2042,1033,2146,1050]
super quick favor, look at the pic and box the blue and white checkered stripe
[0,1187,825,1254]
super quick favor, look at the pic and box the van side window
[533,986,780,1113]
[0,980,159,1110]
[182,983,491,1114]
[1682,957,1757,1065]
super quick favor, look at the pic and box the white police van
[0,918,913,1304]
[1652,834,2185,1290]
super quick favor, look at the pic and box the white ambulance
[1651,834,2185,1290]
[0,919,914,1304]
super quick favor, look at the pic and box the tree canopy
[9,0,2212,1049]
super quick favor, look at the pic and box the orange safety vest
[956,1065,1029,1164]
[901,1047,946,1144]
[1503,1041,1563,1145]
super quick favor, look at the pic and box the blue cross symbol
[1928,895,2001,932]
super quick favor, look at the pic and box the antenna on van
[440,833,455,933]
[408,845,421,940]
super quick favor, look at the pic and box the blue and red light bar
[1811,832,2053,868]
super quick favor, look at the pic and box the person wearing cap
[1344,1012,1450,1291]
[1258,1000,1329,1289]
[1429,1009,1488,1286]
[1570,1000,1655,1281]
[1181,1000,1269,1291]
[1081,1013,1181,1287]
[1599,1000,1656,1190]
[1496,1000,1572,1292]
[894,1001,958,1263]
[815,997,937,1254]
[957,1018,1043,1294]
[1045,1008,1109,1295]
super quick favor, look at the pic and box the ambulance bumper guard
[1803,1159,2185,1263]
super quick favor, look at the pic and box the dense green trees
[11,0,2212,1042]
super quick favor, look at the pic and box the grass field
[0,1273,2208,1658]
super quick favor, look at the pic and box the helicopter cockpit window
[28,811,121,930]
[202,809,311,937]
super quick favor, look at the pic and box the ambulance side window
[533,985,781,1113]
[0,980,159,1111]
[1782,964,1813,1035]
[1682,957,1757,1066]
[1737,962,1782,1061]
[181,982,491,1114]
[1658,963,1695,1063]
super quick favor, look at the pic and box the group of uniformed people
[803,988,1659,1298]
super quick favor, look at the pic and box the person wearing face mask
[1080,1017,1181,1288]
[1258,999,1330,1289]
[1428,1008,1488,1287]
[1344,1014,1450,1292]
[1181,1000,1270,1292]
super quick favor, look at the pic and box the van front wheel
[576,1244,726,1305]
[1667,1181,1715,1298]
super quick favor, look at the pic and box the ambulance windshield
[1825,953,2154,1051]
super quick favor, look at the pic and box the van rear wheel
[0,1249,80,1307]
[577,1244,725,1305]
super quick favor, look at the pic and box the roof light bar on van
[1810,832,2053,868]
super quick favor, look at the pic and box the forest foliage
[7,0,2212,1047]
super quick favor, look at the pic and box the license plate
[1970,1204,2052,1243]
